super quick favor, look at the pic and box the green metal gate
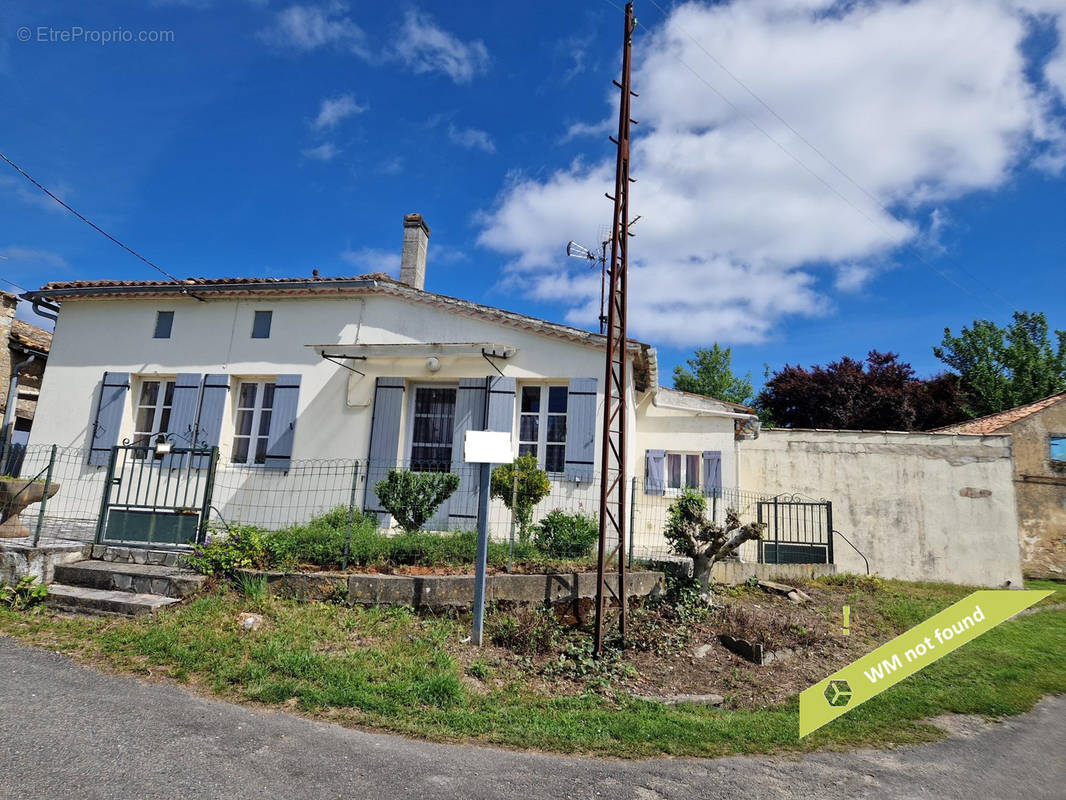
[757,495,834,564]
[95,440,218,548]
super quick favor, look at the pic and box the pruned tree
[663,489,764,603]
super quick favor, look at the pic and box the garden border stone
[239,569,666,610]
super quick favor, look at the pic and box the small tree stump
[0,479,61,538]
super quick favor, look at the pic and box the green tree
[933,311,1066,418]
[490,455,551,543]
[672,344,754,406]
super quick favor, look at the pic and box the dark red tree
[757,351,966,431]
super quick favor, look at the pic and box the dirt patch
[445,579,894,710]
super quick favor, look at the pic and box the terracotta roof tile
[934,390,1066,434]
[10,318,51,353]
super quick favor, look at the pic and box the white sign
[463,431,513,464]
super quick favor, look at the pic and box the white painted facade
[27,282,744,543]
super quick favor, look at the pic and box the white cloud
[0,246,69,269]
[340,246,401,275]
[259,2,370,58]
[447,123,496,153]
[392,10,489,83]
[560,119,613,143]
[302,142,340,161]
[312,94,366,129]
[478,0,1066,345]
[0,175,73,213]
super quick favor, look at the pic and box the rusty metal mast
[594,0,637,657]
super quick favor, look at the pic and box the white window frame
[664,451,702,495]
[517,383,569,475]
[230,379,277,466]
[132,377,176,457]
[404,382,458,471]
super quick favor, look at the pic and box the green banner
[799,589,1051,737]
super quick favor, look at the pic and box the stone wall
[741,429,1023,587]
[1000,401,1066,578]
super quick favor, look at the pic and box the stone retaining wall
[241,569,666,610]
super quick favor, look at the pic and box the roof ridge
[933,388,1066,433]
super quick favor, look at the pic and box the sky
[2,0,1065,392]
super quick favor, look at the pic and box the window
[251,310,272,339]
[518,385,568,474]
[1051,436,1066,463]
[153,311,174,339]
[132,378,176,457]
[231,381,276,465]
[409,386,456,471]
[666,452,701,492]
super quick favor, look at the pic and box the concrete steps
[46,551,206,617]
[46,584,182,617]
[54,560,206,599]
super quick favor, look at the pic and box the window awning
[309,342,518,359]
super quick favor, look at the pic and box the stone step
[53,560,206,598]
[91,545,190,568]
[46,584,181,617]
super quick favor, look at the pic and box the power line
[0,151,185,286]
[0,276,31,294]
[604,0,1013,314]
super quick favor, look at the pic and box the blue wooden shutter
[564,377,597,482]
[702,450,723,496]
[88,371,130,466]
[191,374,229,470]
[264,374,301,471]
[364,377,405,523]
[644,449,665,495]
[449,378,487,527]
[485,375,516,433]
[161,373,202,469]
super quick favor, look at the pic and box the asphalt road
[1,637,1063,800]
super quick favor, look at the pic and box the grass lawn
[0,576,1062,759]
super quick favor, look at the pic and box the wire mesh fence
[5,446,831,566]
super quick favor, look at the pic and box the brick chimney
[400,213,430,290]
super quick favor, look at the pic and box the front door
[407,385,457,530]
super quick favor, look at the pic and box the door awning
[309,342,518,359]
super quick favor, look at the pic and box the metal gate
[95,441,218,548]
[756,494,833,564]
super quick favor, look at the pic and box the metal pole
[32,444,56,547]
[342,461,361,570]
[594,0,636,657]
[471,461,492,646]
[94,446,119,545]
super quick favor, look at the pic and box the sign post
[464,430,513,646]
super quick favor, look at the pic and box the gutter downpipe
[1,354,35,474]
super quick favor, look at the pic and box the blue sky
[2,0,1065,392]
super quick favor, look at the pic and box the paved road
[1,638,1062,800]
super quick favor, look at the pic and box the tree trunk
[693,552,716,604]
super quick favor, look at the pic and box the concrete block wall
[741,429,1023,587]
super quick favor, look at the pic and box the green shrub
[185,525,269,577]
[264,506,378,569]
[533,509,599,559]
[0,575,48,610]
[374,469,460,533]
[490,455,551,543]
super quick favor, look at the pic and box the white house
[24,214,752,548]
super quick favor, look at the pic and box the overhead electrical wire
[0,151,194,292]
[597,0,1014,313]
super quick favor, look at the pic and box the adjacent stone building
[938,391,1066,579]
[0,291,52,452]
